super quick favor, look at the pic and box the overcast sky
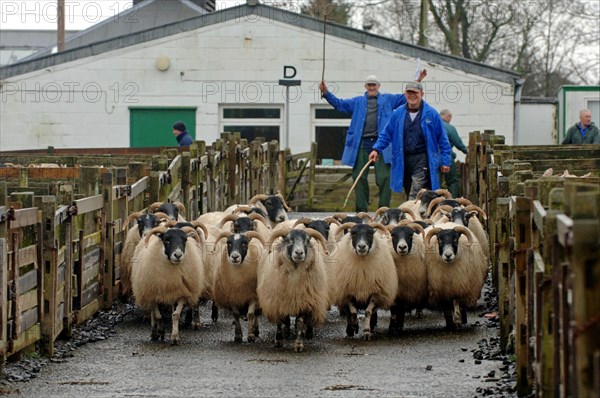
[0,1,243,30]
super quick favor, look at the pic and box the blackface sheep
[387,222,427,335]
[424,224,487,330]
[257,227,329,352]
[149,201,186,221]
[431,205,489,262]
[212,231,266,342]
[328,223,398,340]
[248,193,292,228]
[120,211,169,298]
[131,226,207,345]
[373,206,418,226]
[403,188,452,219]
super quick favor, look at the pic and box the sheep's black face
[227,233,249,264]
[262,196,288,224]
[391,226,415,255]
[306,220,329,241]
[249,207,268,219]
[161,229,188,264]
[158,203,179,221]
[284,230,309,264]
[137,214,160,238]
[351,224,375,256]
[341,216,363,235]
[233,217,254,233]
[381,209,405,226]
[449,208,468,226]
[418,190,439,216]
[436,230,461,263]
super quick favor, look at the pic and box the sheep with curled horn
[257,227,330,352]
[402,188,452,220]
[149,201,187,221]
[131,226,207,345]
[373,206,418,226]
[424,223,487,330]
[432,205,489,263]
[247,193,292,228]
[120,211,170,298]
[426,197,473,219]
[386,222,428,335]
[216,212,270,236]
[212,231,266,343]
[328,222,397,341]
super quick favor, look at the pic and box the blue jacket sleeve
[323,91,357,114]
[435,115,452,166]
[374,111,397,153]
[387,93,407,109]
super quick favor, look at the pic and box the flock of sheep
[120,190,489,352]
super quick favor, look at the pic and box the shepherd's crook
[321,14,327,83]
[343,159,374,209]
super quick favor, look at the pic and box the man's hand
[440,165,450,173]
[417,69,427,82]
[368,150,379,163]
[319,81,328,95]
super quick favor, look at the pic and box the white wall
[0,17,515,152]
[517,103,556,145]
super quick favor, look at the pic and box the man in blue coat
[368,82,452,200]
[319,71,426,212]
[172,121,193,147]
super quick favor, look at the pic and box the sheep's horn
[453,225,474,244]
[247,213,269,228]
[191,221,209,241]
[409,223,425,240]
[149,202,163,212]
[434,189,452,198]
[398,219,414,226]
[398,206,418,221]
[373,207,390,221]
[305,228,329,255]
[293,217,314,228]
[152,211,171,221]
[233,205,254,215]
[144,226,169,247]
[414,188,428,203]
[426,196,447,216]
[455,197,473,206]
[217,213,238,229]
[268,227,292,252]
[173,201,186,213]
[465,205,487,220]
[424,227,442,247]
[181,226,201,243]
[334,222,356,241]
[431,205,455,220]
[276,193,293,212]
[369,222,390,237]
[245,231,266,246]
[357,212,373,221]
[163,220,178,228]
[248,194,269,205]
[122,211,144,231]
[215,231,231,245]
[323,216,341,226]
[332,212,348,221]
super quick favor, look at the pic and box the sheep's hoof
[247,334,256,343]
[151,329,160,341]
[234,335,243,343]
[363,331,372,341]
[274,339,283,348]
[191,321,202,330]
[416,309,423,318]
[253,326,260,337]
[211,308,219,323]
[294,341,304,353]
[305,327,314,340]
[171,336,181,346]
[346,324,355,337]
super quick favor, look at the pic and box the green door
[130,107,196,147]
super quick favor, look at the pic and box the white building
[0,1,521,161]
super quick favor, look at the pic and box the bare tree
[300,0,352,25]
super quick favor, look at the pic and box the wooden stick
[321,14,327,83]
[343,159,374,209]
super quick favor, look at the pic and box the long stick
[321,14,327,83]
[343,159,374,209]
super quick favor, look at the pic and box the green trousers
[352,148,391,212]
[444,161,461,198]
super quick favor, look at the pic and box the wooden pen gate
[0,134,318,367]
[464,131,599,398]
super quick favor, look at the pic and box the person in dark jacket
[368,82,452,200]
[562,109,600,144]
[172,121,193,146]
[440,109,468,198]
[319,70,426,212]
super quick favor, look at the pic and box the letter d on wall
[283,66,297,79]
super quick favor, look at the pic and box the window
[587,99,600,128]
[313,105,351,164]
[221,105,282,143]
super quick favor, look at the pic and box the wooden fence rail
[0,134,320,367]
[464,133,600,397]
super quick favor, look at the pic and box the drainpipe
[513,78,525,145]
